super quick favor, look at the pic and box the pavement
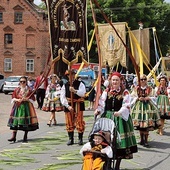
[0,93,170,170]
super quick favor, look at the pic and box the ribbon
[90,0,141,109]
[91,0,140,83]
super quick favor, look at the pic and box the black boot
[67,132,74,145]
[139,133,145,145]
[23,131,28,143]
[8,131,17,143]
[78,133,83,145]
[144,134,149,147]
[115,159,121,170]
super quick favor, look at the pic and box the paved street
[0,93,170,170]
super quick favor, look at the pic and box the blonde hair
[140,74,147,80]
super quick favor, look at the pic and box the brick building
[0,0,50,78]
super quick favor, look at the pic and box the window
[14,12,23,23]
[4,58,12,72]
[26,59,34,72]
[4,34,13,44]
[0,12,3,23]
[4,34,13,48]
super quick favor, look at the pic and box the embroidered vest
[64,80,85,111]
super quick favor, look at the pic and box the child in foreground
[80,130,113,170]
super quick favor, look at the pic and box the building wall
[0,0,50,78]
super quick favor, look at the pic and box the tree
[87,0,170,71]
[39,0,170,70]
[37,1,46,9]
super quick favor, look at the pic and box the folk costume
[80,131,113,170]
[42,83,63,112]
[43,74,63,127]
[8,86,39,131]
[8,84,39,142]
[94,72,137,170]
[155,75,170,135]
[131,75,161,146]
[60,70,86,145]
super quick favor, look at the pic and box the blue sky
[34,0,42,5]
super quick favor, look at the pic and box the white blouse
[79,142,113,158]
[95,89,131,121]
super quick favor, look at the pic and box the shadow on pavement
[149,140,170,149]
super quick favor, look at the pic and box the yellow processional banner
[130,28,150,66]
[98,22,126,68]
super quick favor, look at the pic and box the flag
[46,0,88,66]
[98,22,126,68]
[131,28,150,65]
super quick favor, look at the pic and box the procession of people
[6,69,170,170]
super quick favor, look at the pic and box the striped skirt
[131,100,161,130]
[157,95,170,119]
[8,102,39,131]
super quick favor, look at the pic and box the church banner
[46,0,88,66]
[98,22,126,68]
[131,28,150,66]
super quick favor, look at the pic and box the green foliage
[87,0,170,67]
[39,0,170,66]
[37,1,46,10]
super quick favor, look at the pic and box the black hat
[90,130,110,145]
[71,69,77,74]
[65,69,77,75]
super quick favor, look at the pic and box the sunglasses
[140,79,147,81]
[20,81,26,83]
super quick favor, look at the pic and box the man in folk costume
[60,69,86,145]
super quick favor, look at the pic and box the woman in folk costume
[155,75,170,135]
[131,74,161,147]
[94,72,137,170]
[80,130,113,170]
[8,76,39,143]
[43,74,63,126]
